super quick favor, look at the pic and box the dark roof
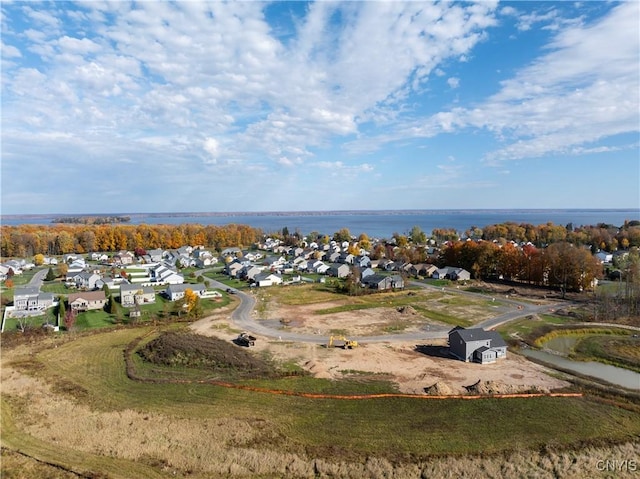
[449,327,507,348]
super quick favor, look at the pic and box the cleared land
[2,282,639,478]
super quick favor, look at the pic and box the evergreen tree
[58,297,66,322]
[45,267,56,281]
[109,295,118,315]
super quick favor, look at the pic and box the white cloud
[447,77,460,89]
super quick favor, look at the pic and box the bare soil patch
[191,315,570,395]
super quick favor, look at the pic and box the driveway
[28,268,48,289]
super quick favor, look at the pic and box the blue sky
[1,1,639,215]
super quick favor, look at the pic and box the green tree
[333,228,351,243]
[45,267,56,281]
[109,295,118,314]
[58,296,66,321]
[409,226,427,245]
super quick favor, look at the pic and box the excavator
[328,335,358,349]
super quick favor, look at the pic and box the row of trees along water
[0,223,261,257]
[1,220,638,257]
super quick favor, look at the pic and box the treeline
[0,223,261,257]
[463,220,640,251]
[51,215,131,225]
[440,241,603,293]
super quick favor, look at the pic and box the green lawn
[497,314,580,338]
[40,281,72,295]
[22,327,640,462]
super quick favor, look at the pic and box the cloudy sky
[2,1,639,215]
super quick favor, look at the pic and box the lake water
[522,336,640,390]
[2,209,638,239]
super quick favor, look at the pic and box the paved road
[205,277,575,344]
[28,268,48,289]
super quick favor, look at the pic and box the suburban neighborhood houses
[1,219,634,334]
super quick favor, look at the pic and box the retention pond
[521,335,640,391]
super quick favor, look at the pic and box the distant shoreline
[3,208,638,221]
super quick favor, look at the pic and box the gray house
[13,286,54,311]
[120,283,156,308]
[361,274,405,290]
[328,263,350,278]
[448,327,507,364]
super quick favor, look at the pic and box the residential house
[360,267,375,279]
[377,258,394,271]
[147,248,165,263]
[89,252,109,262]
[67,259,87,274]
[433,267,471,281]
[13,287,54,311]
[292,257,307,269]
[150,264,184,284]
[254,272,283,287]
[68,271,101,290]
[448,327,507,364]
[113,250,134,265]
[242,265,265,281]
[165,283,206,301]
[328,264,350,279]
[361,274,404,290]
[68,291,107,311]
[243,252,263,262]
[63,254,79,264]
[96,275,126,291]
[195,255,217,268]
[221,247,242,257]
[328,251,341,263]
[338,253,355,264]
[264,255,287,269]
[120,284,157,307]
[355,255,371,268]
[595,251,613,263]
[225,261,244,278]
[410,263,438,278]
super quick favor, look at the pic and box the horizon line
[2,207,639,219]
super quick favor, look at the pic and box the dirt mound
[304,360,332,379]
[138,331,276,378]
[464,379,527,395]
[424,381,456,395]
[397,305,417,315]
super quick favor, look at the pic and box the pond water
[522,336,640,390]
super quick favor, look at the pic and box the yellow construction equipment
[328,335,358,349]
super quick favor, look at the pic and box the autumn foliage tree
[175,288,202,319]
[64,308,77,331]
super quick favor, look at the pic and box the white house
[165,283,206,301]
[255,272,283,287]
[150,264,184,284]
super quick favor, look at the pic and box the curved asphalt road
[205,276,573,344]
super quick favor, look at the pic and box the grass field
[497,313,580,338]
[573,335,640,373]
[2,326,638,479]
[245,283,525,330]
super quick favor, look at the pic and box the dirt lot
[190,295,571,395]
